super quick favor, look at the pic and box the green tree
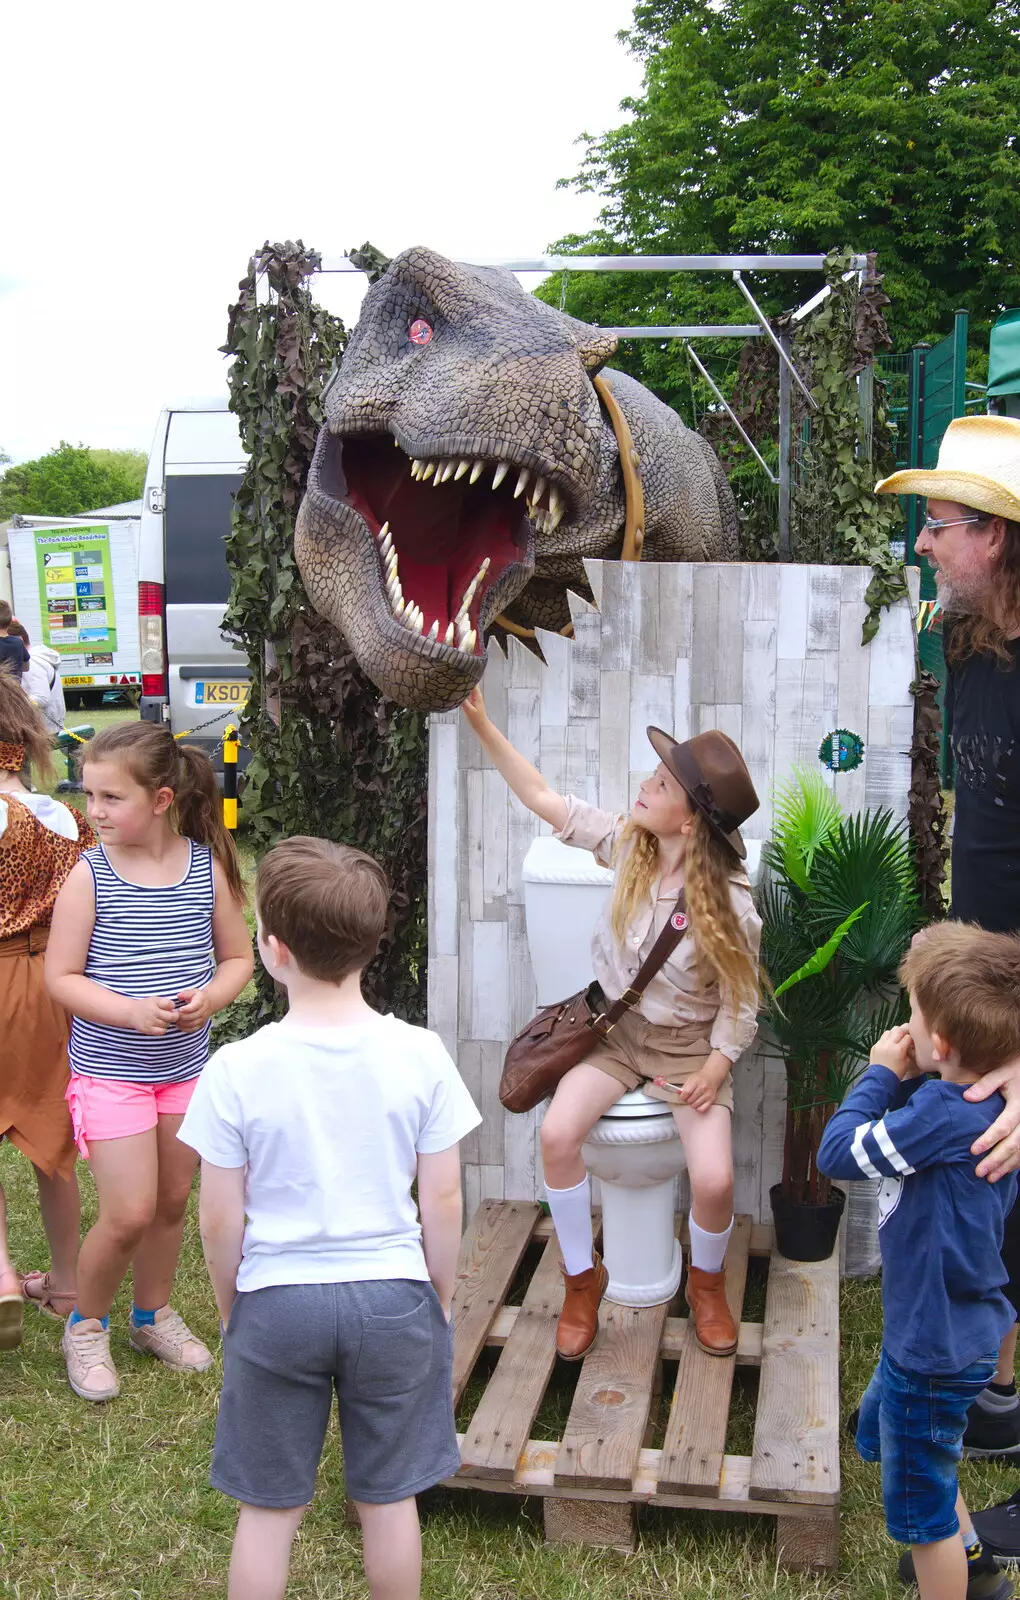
[541,0,1020,356]
[0,442,145,519]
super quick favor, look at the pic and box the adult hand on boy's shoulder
[869,1024,917,1079]
[967,1056,1020,1182]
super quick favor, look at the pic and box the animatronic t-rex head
[295,245,739,712]
[294,246,620,712]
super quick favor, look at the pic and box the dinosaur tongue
[338,435,530,635]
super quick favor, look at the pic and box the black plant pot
[769,1183,846,1262]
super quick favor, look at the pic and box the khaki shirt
[555,795,762,1062]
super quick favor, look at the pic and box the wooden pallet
[446,1200,840,1570]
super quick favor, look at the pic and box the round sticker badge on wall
[819,728,865,774]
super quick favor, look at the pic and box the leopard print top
[0,794,97,938]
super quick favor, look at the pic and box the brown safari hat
[646,726,759,860]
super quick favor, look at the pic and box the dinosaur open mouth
[318,432,556,655]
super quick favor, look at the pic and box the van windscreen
[164,474,244,605]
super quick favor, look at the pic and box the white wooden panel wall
[428,561,921,1223]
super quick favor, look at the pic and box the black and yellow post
[222,724,239,831]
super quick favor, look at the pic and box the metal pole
[222,724,239,832]
[905,343,930,564]
[778,330,793,555]
[317,252,867,276]
[952,310,969,419]
[731,272,818,410]
[684,343,779,484]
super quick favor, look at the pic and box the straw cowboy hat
[875,415,1020,522]
[646,727,759,859]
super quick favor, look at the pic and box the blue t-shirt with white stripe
[818,1063,1017,1374]
[68,840,215,1085]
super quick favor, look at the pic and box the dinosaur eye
[408,318,433,346]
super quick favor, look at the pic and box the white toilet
[521,835,685,1306]
[521,832,762,1308]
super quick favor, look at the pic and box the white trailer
[8,511,142,696]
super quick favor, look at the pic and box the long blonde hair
[611,812,759,1011]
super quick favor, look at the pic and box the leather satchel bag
[498,891,689,1114]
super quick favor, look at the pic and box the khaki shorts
[584,1007,734,1113]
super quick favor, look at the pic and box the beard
[932,564,992,617]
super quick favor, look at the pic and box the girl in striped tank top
[46,723,253,1402]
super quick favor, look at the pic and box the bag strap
[593,889,689,1035]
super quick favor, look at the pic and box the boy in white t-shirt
[178,836,481,1600]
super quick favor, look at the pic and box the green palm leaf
[772,902,870,999]
[765,768,843,892]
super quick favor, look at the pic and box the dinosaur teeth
[379,523,393,558]
[461,628,477,655]
[459,556,491,614]
[427,618,439,640]
[440,460,456,483]
[533,475,547,508]
[454,459,470,481]
[492,462,509,491]
[469,460,484,485]
[444,622,455,646]
[513,467,531,499]
[422,462,435,481]
[549,487,564,528]
[410,460,423,479]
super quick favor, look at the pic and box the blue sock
[131,1304,158,1327]
[69,1309,109,1330]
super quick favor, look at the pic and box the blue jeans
[856,1346,998,1545]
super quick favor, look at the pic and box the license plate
[63,675,94,686]
[194,680,249,706]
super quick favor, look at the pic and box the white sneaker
[62,1319,120,1401]
[129,1306,213,1372]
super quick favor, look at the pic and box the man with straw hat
[877,415,1020,1562]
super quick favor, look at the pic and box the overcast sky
[1,0,642,466]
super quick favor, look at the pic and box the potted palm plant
[759,770,924,1261]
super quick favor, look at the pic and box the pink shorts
[65,1074,199,1158]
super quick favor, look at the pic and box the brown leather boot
[685,1266,737,1356]
[557,1253,609,1361]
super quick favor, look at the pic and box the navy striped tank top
[68,841,215,1084]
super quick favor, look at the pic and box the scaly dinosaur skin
[295,246,738,711]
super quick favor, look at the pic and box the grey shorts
[211,1280,460,1508]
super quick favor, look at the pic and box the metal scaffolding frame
[318,252,872,554]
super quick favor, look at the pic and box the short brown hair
[900,923,1020,1073]
[0,600,12,628]
[256,836,389,983]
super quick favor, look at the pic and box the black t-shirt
[0,635,29,675]
[945,622,1020,932]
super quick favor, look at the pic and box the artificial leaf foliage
[217,241,428,1036]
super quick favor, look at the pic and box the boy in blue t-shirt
[819,922,1020,1600]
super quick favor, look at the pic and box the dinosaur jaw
[295,430,541,711]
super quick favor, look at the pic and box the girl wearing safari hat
[462,688,761,1361]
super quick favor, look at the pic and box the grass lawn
[1,1155,1017,1600]
[5,710,986,1594]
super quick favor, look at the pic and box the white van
[138,399,249,766]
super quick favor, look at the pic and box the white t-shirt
[178,1013,481,1293]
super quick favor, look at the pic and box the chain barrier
[56,718,247,829]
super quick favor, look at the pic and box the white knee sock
[546,1177,594,1276]
[689,1215,733,1274]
